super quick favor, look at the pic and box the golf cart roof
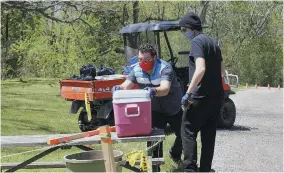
[119,20,207,34]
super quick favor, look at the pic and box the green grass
[1,78,201,172]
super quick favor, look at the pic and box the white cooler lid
[113,89,150,100]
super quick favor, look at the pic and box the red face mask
[139,60,155,72]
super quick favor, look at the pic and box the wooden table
[1,129,165,172]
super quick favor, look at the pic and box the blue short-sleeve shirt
[127,59,182,116]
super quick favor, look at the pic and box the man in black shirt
[179,12,225,172]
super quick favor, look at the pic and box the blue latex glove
[112,85,120,94]
[181,93,192,106]
[144,87,157,98]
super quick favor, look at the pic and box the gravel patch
[212,87,283,172]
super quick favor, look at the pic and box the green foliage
[204,1,283,86]
[1,1,283,86]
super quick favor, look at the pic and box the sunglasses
[138,57,153,62]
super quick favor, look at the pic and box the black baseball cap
[179,12,203,31]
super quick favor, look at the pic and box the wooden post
[100,125,116,172]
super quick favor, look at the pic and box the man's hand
[181,93,192,106]
[112,85,120,94]
[144,87,157,98]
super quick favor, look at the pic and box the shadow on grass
[2,78,59,88]
[1,117,60,134]
[2,92,60,96]
[37,125,65,134]
[1,106,59,113]
[22,108,58,113]
[26,79,59,85]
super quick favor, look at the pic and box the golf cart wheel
[78,109,99,132]
[218,98,236,128]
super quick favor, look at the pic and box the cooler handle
[125,104,140,117]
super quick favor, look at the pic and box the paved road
[212,87,283,172]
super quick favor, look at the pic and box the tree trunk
[122,3,127,26]
[6,13,9,43]
[198,1,209,24]
[133,1,139,24]
[127,1,139,49]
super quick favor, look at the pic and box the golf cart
[60,21,239,132]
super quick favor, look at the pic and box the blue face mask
[184,30,195,40]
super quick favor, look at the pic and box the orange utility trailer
[60,75,139,132]
[60,78,126,101]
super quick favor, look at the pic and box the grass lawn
[1,78,202,172]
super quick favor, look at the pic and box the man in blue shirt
[179,12,225,172]
[113,43,183,171]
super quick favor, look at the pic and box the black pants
[147,109,183,159]
[181,97,222,172]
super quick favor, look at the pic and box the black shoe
[198,168,215,172]
[168,150,181,163]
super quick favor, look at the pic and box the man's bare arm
[186,57,206,94]
[155,80,171,96]
[120,80,134,90]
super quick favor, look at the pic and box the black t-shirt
[189,33,224,98]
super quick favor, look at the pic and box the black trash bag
[96,64,115,76]
[69,64,96,81]
[80,64,97,78]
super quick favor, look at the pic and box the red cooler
[112,90,152,137]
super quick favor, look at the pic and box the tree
[1,1,282,86]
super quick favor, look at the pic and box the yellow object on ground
[124,151,150,172]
